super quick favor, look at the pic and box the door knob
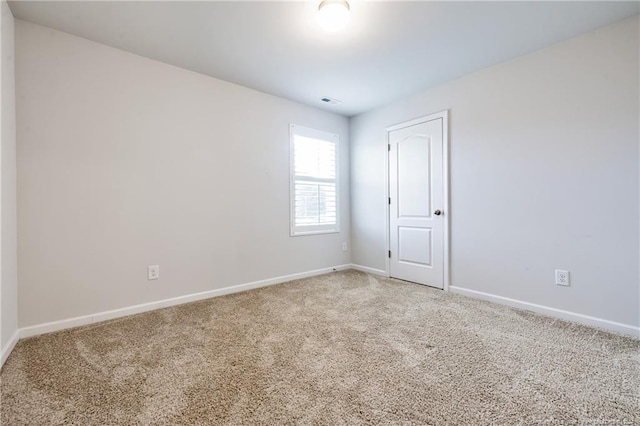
[434,210,442,216]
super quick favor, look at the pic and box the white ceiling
[8,1,640,117]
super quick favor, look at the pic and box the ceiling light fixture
[317,0,351,33]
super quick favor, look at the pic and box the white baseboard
[19,264,352,339]
[15,266,636,350]
[449,286,640,338]
[1,329,19,368]
[350,264,387,277]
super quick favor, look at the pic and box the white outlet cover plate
[555,269,569,286]
[148,265,159,280]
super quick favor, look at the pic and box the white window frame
[290,124,340,236]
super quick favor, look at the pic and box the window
[290,124,339,236]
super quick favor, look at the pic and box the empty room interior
[0,0,639,424]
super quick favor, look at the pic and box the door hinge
[388,197,391,205]
[388,250,392,258]
[388,144,391,151]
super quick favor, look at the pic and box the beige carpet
[1,270,638,425]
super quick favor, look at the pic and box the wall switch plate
[555,269,569,286]
[148,265,159,280]
[342,242,348,251]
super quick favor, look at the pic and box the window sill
[290,230,340,237]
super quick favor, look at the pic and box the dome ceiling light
[317,0,351,32]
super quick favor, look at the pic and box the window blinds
[290,125,338,235]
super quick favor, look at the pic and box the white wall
[1,0,17,357]
[16,20,350,328]
[350,16,639,330]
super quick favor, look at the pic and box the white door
[388,116,445,288]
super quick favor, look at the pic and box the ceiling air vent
[320,97,342,105]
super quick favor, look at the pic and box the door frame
[384,110,450,291]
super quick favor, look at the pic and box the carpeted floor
[1,270,638,425]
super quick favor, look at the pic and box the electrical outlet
[555,269,569,286]
[342,242,348,251]
[148,265,159,280]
